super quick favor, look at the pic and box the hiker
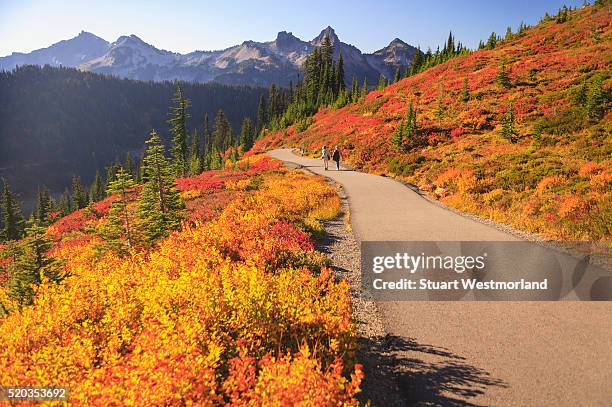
[321,145,330,170]
[332,146,342,170]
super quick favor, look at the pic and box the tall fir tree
[239,117,254,152]
[136,150,146,183]
[585,74,605,122]
[124,153,134,178]
[461,76,470,102]
[360,78,368,98]
[268,84,280,121]
[89,170,105,203]
[168,85,191,176]
[58,188,72,216]
[394,66,401,83]
[188,129,201,176]
[436,87,445,121]
[486,32,498,49]
[410,47,423,75]
[1,179,25,242]
[35,186,53,225]
[202,113,211,155]
[496,62,512,88]
[392,121,405,148]
[575,80,588,106]
[255,95,267,137]
[350,75,359,102]
[106,164,117,186]
[500,104,517,143]
[136,131,184,246]
[335,52,345,93]
[72,175,88,210]
[213,109,233,152]
[96,169,137,256]
[9,217,64,307]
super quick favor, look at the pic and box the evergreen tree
[202,113,211,152]
[268,84,280,120]
[409,48,423,75]
[208,150,223,170]
[575,80,588,106]
[394,66,401,83]
[96,169,137,256]
[500,105,517,142]
[9,217,64,307]
[35,186,53,225]
[443,31,455,56]
[89,170,105,203]
[124,153,134,178]
[391,102,421,150]
[320,34,334,70]
[168,85,191,176]
[72,175,88,210]
[335,53,345,93]
[106,164,118,186]
[461,76,470,102]
[136,131,184,246]
[556,5,569,23]
[136,150,146,183]
[239,118,254,152]
[1,179,25,241]
[392,121,405,147]
[496,62,512,88]
[213,109,233,152]
[360,78,368,98]
[255,95,267,137]
[585,74,605,122]
[377,74,387,90]
[188,129,201,176]
[404,101,419,148]
[486,32,498,49]
[350,75,359,102]
[436,88,445,120]
[58,189,72,216]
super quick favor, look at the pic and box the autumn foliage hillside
[0,156,363,405]
[254,3,611,241]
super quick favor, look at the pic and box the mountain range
[0,27,418,87]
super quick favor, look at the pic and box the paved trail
[269,149,612,406]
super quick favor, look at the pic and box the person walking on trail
[321,145,330,170]
[332,146,342,170]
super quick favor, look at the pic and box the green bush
[537,107,586,136]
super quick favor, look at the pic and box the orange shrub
[0,157,361,405]
[536,175,565,195]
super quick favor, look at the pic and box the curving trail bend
[269,148,612,406]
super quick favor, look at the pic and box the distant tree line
[0,65,267,204]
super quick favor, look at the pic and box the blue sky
[0,0,586,56]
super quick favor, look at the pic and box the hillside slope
[255,3,611,241]
[0,155,363,404]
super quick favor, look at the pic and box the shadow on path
[358,335,508,406]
